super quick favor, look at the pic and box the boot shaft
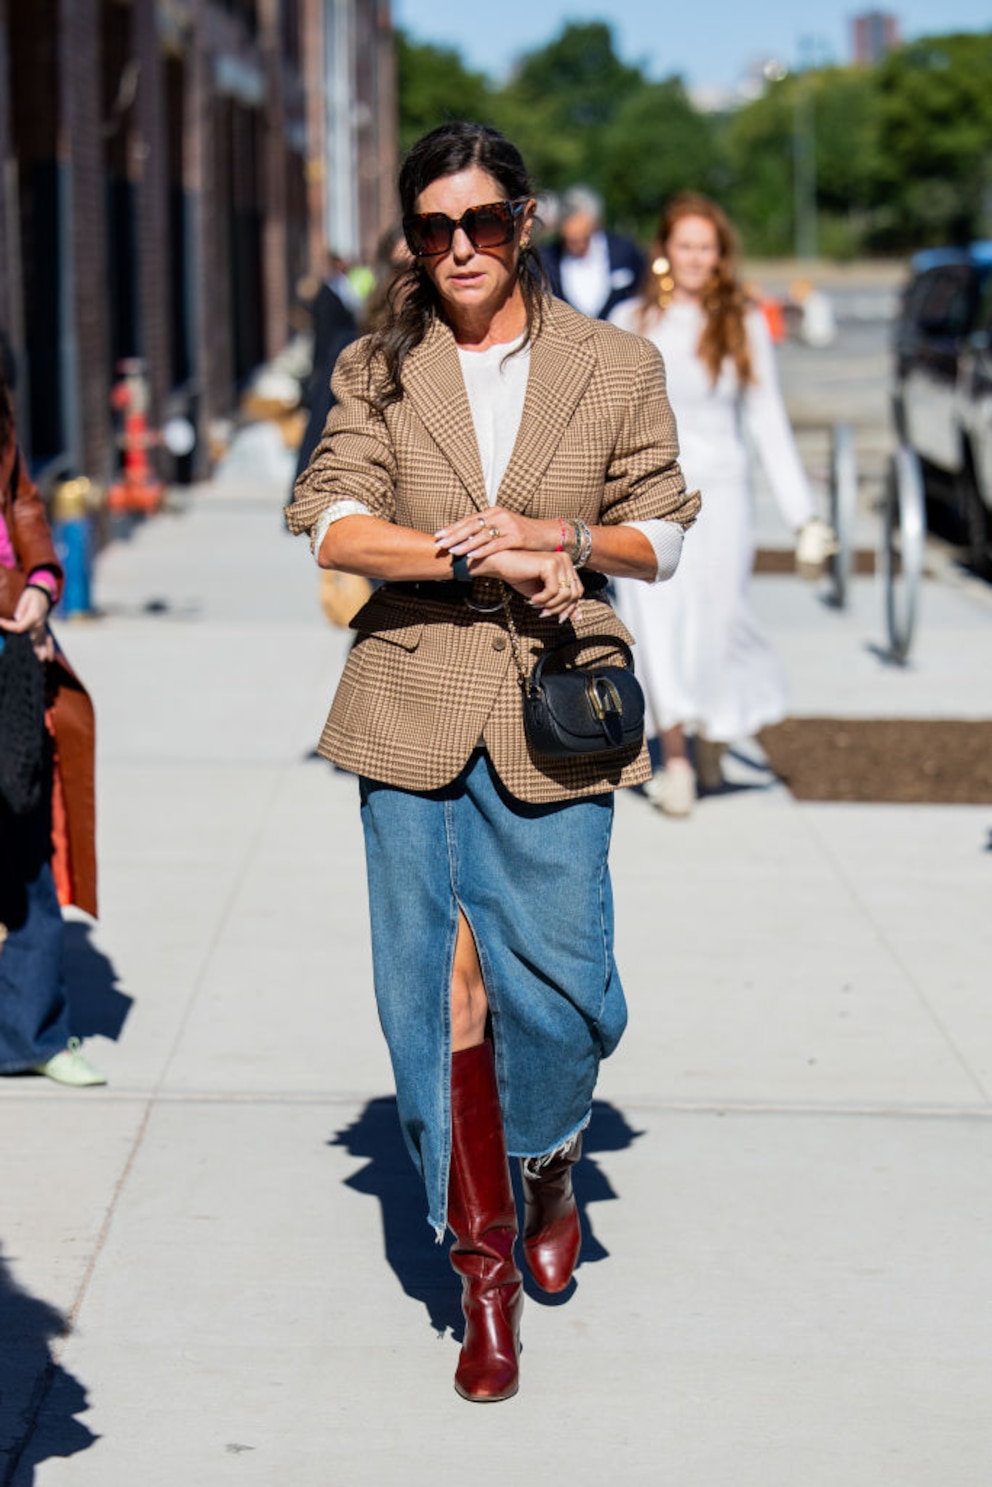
[447,1040,522,1403]
[448,1042,519,1244]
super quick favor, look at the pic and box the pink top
[0,511,58,602]
[0,510,15,568]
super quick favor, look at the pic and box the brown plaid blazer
[287,296,700,803]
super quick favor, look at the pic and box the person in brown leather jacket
[0,347,103,1086]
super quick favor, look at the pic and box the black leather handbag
[520,633,645,758]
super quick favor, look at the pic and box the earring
[651,255,675,308]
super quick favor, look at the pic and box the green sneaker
[33,1037,107,1087]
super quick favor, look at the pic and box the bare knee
[451,912,488,1051]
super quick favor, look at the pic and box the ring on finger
[477,515,486,528]
[489,526,501,538]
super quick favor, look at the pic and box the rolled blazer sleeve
[285,339,397,546]
[600,337,701,530]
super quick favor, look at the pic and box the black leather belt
[385,572,608,609]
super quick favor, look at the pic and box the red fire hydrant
[107,358,165,514]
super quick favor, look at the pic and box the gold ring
[477,515,486,528]
[489,526,501,538]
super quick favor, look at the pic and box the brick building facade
[0,0,396,483]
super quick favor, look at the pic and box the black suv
[892,243,992,568]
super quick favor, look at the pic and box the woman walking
[611,193,835,816]
[287,122,698,1400]
[0,353,102,1086]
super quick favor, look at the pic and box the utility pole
[793,35,819,260]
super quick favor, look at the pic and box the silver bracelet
[570,518,593,568]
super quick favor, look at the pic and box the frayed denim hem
[428,1108,590,1241]
[509,1108,590,1172]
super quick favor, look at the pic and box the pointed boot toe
[453,1278,522,1402]
[523,1206,581,1293]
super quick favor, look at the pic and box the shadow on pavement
[63,922,132,1043]
[330,1096,643,1334]
[0,1248,96,1485]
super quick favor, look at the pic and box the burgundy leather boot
[520,1134,582,1292]
[447,1042,523,1402]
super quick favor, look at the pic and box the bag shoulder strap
[532,633,634,687]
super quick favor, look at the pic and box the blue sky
[392,0,991,94]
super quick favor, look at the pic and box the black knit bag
[0,631,46,815]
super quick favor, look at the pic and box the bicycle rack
[828,422,857,608]
[881,444,925,663]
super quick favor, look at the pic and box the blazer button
[492,634,507,651]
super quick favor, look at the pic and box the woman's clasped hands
[435,506,583,622]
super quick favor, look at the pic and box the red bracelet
[556,518,569,553]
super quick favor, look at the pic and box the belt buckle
[463,577,504,614]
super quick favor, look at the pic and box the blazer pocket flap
[351,592,425,651]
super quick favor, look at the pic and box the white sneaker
[644,764,696,817]
[695,738,728,793]
[33,1037,107,1087]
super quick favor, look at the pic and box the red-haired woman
[0,350,103,1085]
[611,194,834,815]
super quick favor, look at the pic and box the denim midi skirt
[359,749,628,1237]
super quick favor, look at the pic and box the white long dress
[610,299,814,742]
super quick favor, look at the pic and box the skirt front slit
[359,749,627,1236]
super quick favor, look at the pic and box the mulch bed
[754,548,880,575]
[758,718,992,803]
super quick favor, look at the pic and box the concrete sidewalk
[3,430,991,1486]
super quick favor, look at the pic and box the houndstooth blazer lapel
[402,299,598,518]
[496,299,597,515]
[401,319,489,512]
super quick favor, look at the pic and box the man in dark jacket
[295,254,359,479]
[539,186,644,322]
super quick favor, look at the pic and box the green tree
[721,76,797,255]
[873,33,992,247]
[395,21,992,259]
[722,66,882,257]
[599,78,723,239]
[490,22,645,193]
[396,31,493,154]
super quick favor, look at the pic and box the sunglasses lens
[404,202,521,257]
[466,203,515,249]
[404,214,452,257]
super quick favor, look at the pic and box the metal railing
[881,444,925,663]
[827,422,857,609]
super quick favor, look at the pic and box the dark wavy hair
[0,351,13,452]
[367,121,546,409]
